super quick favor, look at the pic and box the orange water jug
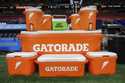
[40,15,52,30]
[79,6,97,30]
[70,14,81,30]
[25,7,44,31]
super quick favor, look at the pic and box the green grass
[0,58,124,83]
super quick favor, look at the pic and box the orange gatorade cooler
[40,15,52,30]
[79,6,97,30]
[36,54,87,77]
[19,30,103,54]
[87,51,118,75]
[6,52,37,76]
[25,7,44,31]
[70,14,81,30]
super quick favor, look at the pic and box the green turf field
[0,57,124,83]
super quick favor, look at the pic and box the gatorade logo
[15,61,22,70]
[75,18,80,24]
[29,13,34,20]
[33,43,89,52]
[101,61,109,70]
[45,66,79,72]
[89,12,94,20]
[42,18,48,24]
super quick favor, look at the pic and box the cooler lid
[87,51,117,57]
[20,30,102,34]
[71,14,79,16]
[52,18,66,21]
[37,54,86,62]
[44,14,51,16]
[80,5,97,12]
[6,52,36,58]
[25,7,42,12]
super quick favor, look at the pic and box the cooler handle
[35,60,39,64]
[102,55,109,57]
